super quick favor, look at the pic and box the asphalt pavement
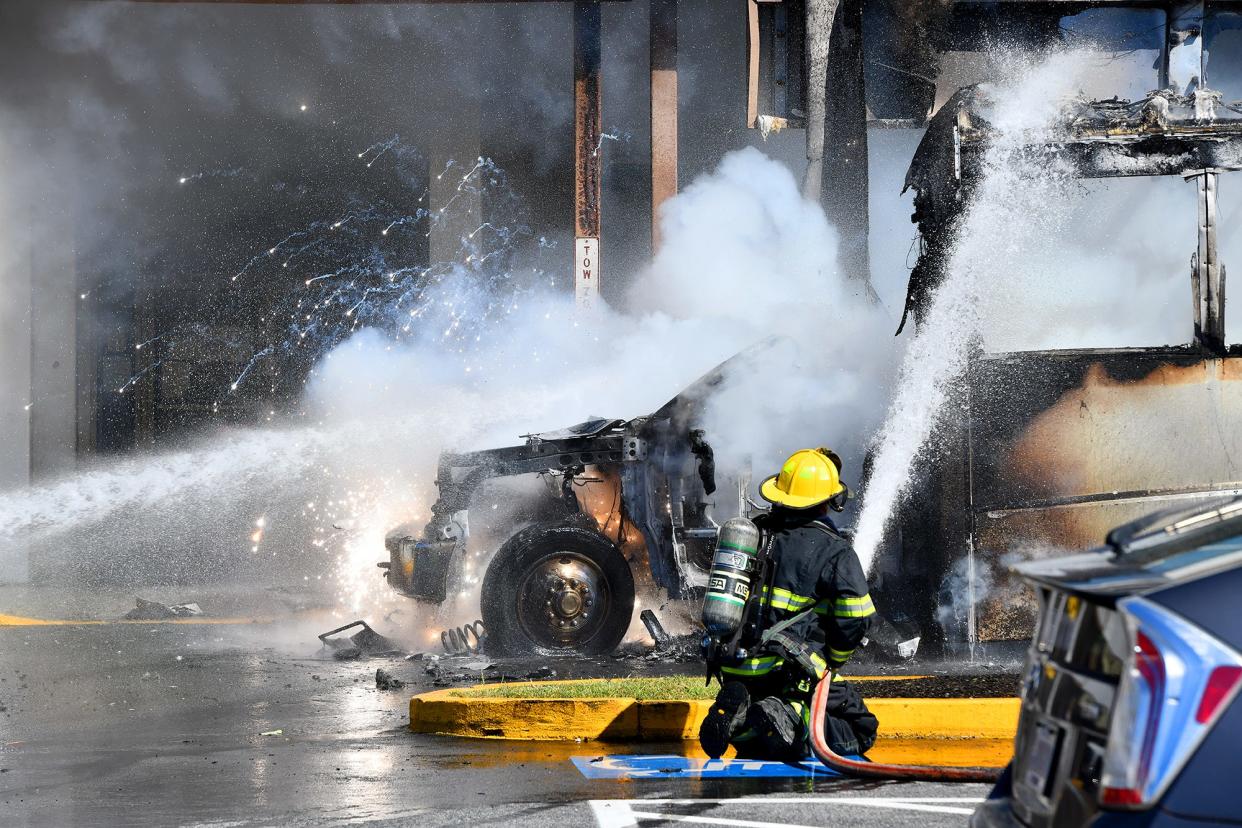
[0,588,993,827]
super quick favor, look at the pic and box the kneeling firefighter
[699,448,878,761]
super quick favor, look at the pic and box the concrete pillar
[0,117,80,584]
[820,0,872,290]
[29,197,79,481]
[0,127,32,584]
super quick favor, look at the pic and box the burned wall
[965,350,1242,641]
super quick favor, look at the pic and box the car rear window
[1138,534,1242,580]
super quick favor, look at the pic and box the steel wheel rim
[515,550,611,649]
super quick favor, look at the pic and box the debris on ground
[640,609,671,646]
[259,729,283,736]
[421,656,557,687]
[610,633,701,663]
[862,614,922,662]
[332,647,363,661]
[453,658,493,672]
[317,620,404,658]
[859,673,1020,698]
[123,598,204,620]
[375,668,405,690]
[522,665,556,680]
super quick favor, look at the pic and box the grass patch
[444,674,982,700]
[450,675,716,700]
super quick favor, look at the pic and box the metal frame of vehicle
[379,346,757,652]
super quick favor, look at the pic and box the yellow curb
[409,684,1020,743]
[410,692,640,740]
[0,614,59,626]
[871,737,1014,768]
[868,698,1019,740]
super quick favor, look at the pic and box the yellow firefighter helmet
[759,448,846,510]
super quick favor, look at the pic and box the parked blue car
[973,497,1242,827]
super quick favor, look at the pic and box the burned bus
[880,1,1242,659]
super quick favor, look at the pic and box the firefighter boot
[699,681,750,759]
[744,696,808,762]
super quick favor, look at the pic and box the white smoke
[7,45,1207,620]
[306,147,899,480]
[0,148,899,610]
[303,148,900,605]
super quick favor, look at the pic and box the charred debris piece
[317,620,405,659]
[860,614,922,662]
[611,635,701,663]
[123,597,204,620]
[608,608,701,663]
[374,668,405,690]
[420,655,557,687]
[640,609,671,646]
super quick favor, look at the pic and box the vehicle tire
[481,524,635,656]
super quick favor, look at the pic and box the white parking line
[591,801,640,828]
[627,812,833,828]
[589,797,985,827]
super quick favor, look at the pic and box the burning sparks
[356,135,399,169]
[592,128,629,157]
[110,138,540,611]
[250,515,266,551]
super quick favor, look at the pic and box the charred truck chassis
[381,357,735,655]
[888,1,1242,657]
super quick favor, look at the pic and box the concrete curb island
[409,678,1021,743]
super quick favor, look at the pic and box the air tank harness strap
[758,608,827,679]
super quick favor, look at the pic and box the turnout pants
[713,670,878,762]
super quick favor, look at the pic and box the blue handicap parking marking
[571,754,856,779]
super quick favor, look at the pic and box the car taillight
[1196,666,1242,724]
[1099,597,1242,810]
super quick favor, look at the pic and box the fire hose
[808,671,1005,783]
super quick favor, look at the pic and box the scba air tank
[702,517,762,637]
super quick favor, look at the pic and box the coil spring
[441,620,486,655]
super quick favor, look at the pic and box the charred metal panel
[902,85,1242,332]
[958,126,1242,181]
[964,350,1242,640]
[649,0,678,251]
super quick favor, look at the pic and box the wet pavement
[0,591,995,827]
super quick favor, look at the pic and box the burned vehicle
[881,2,1242,658]
[380,349,758,655]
